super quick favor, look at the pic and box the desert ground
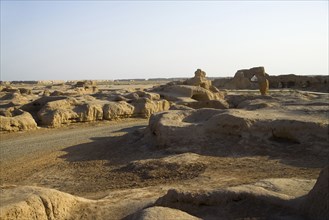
[0,69,328,220]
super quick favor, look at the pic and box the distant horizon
[1,1,328,81]
[2,71,328,82]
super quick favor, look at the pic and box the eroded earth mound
[1,166,327,220]
[1,74,328,220]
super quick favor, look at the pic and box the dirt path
[0,119,148,196]
[0,119,148,162]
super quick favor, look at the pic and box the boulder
[0,109,37,132]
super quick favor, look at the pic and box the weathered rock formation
[151,69,227,109]
[0,91,36,108]
[132,98,170,118]
[184,68,219,93]
[103,101,135,120]
[37,97,105,127]
[36,96,170,127]
[0,109,37,131]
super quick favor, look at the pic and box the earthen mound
[149,108,328,150]
[0,109,37,132]
[125,206,201,220]
[151,69,227,109]
[154,178,316,219]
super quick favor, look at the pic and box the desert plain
[0,68,328,220]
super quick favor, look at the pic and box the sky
[0,1,328,81]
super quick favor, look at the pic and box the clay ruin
[0,68,328,220]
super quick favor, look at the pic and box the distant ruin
[213,68,328,93]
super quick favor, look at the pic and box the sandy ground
[0,85,328,219]
[0,117,324,200]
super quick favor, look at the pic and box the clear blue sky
[1,1,328,80]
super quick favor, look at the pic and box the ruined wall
[213,71,328,93]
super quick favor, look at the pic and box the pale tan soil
[0,87,328,219]
[0,117,324,200]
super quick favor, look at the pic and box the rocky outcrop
[0,109,37,131]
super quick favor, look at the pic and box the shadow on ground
[60,124,328,170]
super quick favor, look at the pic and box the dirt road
[0,119,149,197]
[0,119,148,163]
